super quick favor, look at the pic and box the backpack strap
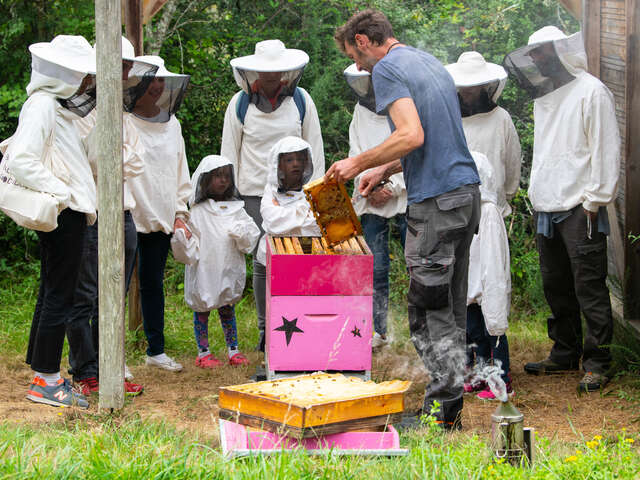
[236,88,306,125]
[292,87,306,124]
[235,91,250,125]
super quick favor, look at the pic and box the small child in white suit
[465,151,513,399]
[172,155,260,368]
[253,136,320,351]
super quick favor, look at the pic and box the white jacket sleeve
[121,115,145,179]
[479,207,511,337]
[582,90,621,212]
[220,94,243,186]
[75,113,98,178]
[170,223,200,265]
[260,190,313,235]
[5,97,70,205]
[229,210,261,254]
[175,128,192,221]
[385,173,406,197]
[503,116,522,201]
[300,89,325,180]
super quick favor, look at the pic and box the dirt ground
[1,337,637,446]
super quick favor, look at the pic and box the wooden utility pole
[96,0,125,410]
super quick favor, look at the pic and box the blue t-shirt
[372,46,480,205]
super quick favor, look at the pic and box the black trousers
[137,230,171,356]
[65,212,138,380]
[26,208,87,373]
[536,207,613,374]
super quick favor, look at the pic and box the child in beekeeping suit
[171,155,260,368]
[465,151,514,400]
[254,136,321,351]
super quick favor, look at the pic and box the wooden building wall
[580,0,640,321]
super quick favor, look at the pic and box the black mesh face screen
[234,68,305,113]
[132,74,190,122]
[503,42,574,100]
[57,75,96,117]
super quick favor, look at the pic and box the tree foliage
[0,0,578,277]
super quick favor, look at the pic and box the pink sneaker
[464,380,487,394]
[229,352,250,366]
[476,382,514,400]
[195,354,223,369]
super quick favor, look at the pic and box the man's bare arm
[325,97,423,182]
[359,159,402,197]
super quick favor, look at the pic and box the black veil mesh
[233,68,304,113]
[503,43,574,99]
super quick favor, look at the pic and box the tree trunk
[144,0,179,55]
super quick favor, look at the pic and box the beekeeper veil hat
[190,155,240,204]
[117,37,159,112]
[267,136,313,193]
[343,63,376,113]
[446,52,507,101]
[503,26,586,99]
[27,35,97,117]
[230,40,309,113]
[132,55,190,122]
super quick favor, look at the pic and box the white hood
[504,26,585,99]
[190,154,238,205]
[528,26,587,76]
[26,35,96,100]
[266,136,313,194]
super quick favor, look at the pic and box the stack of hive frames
[268,235,372,256]
[219,372,411,438]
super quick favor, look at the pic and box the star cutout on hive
[274,317,304,346]
[351,326,361,338]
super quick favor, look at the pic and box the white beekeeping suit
[221,40,325,197]
[2,35,98,225]
[172,155,260,312]
[467,151,511,337]
[503,26,620,213]
[344,64,406,218]
[446,52,521,217]
[126,55,192,233]
[256,136,320,265]
[74,37,158,212]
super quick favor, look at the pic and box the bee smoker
[491,400,534,465]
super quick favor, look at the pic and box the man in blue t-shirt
[328,9,481,430]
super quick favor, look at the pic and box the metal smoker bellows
[491,400,534,465]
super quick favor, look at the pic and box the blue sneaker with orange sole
[26,377,89,408]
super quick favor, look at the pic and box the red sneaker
[125,381,143,397]
[477,381,514,401]
[195,353,223,369]
[229,353,249,366]
[76,377,99,396]
[463,380,486,394]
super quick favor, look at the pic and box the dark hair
[334,9,394,53]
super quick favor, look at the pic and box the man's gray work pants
[405,184,480,424]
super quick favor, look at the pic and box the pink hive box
[265,236,373,379]
[219,419,408,457]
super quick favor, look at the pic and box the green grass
[0,415,637,479]
[2,257,640,478]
